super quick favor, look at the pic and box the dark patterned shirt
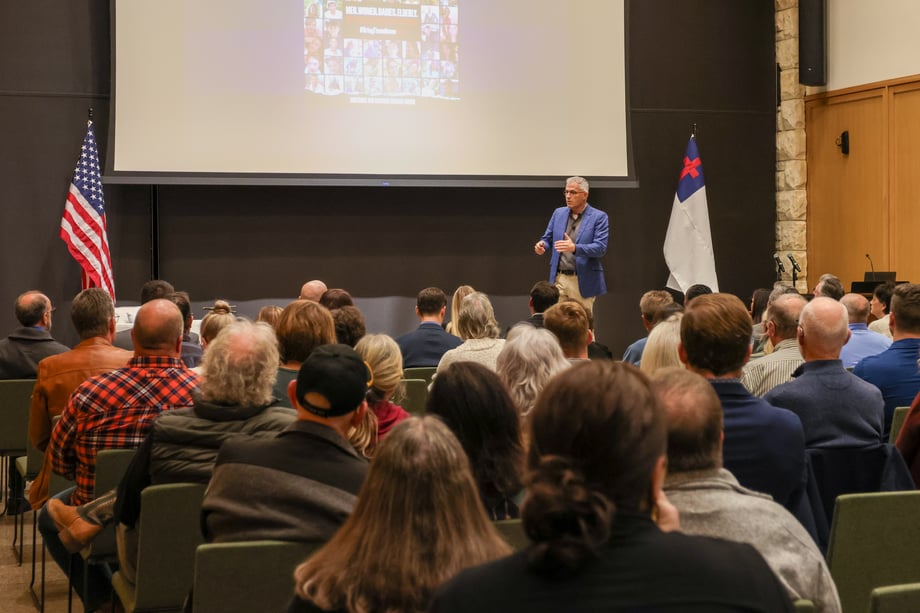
[49,355,198,504]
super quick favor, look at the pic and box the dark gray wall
[1,0,776,353]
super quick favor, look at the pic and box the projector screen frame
[104,0,637,189]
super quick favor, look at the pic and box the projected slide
[304,0,459,103]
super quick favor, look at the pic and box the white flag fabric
[664,136,718,292]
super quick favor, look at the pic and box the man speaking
[533,176,609,315]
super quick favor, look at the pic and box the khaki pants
[554,273,596,316]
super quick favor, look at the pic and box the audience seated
[741,293,807,395]
[813,274,845,301]
[331,305,366,347]
[431,361,792,612]
[288,417,511,613]
[497,325,569,422]
[273,300,337,407]
[28,289,133,510]
[40,299,199,612]
[765,298,884,448]
[508,280,559,332]
[192,300,237,375]
[201,344,370,544]
[868,281,895,339]
[113,280,176,350]
[0,289,69,378]
[445,284,475,337]
[256,304,283,328]
[839,293,892,368]
[437,292,505,373]
[653,367,840,612]
[621,290,675,365]
[354,334,409,439]
[426,362,523,520]
[318,288,354,310]
[542,300,590,361]
[165,291,204,368]
[396,287,462,368]
[639,312,683,376]
[299,279,327,302]
[854,283,920,437]
[680,293,807,513]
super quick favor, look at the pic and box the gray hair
[456,292,500,340]
[497,325,570,417]
[199,320,279,407]
[566,176,589,194]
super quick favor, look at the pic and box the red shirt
[49,355,198,504]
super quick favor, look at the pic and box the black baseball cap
[296,344,373,417]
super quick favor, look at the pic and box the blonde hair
[256,305,283,329]
[293,417,511,612]
[446,285,475,336]
[355,334,403,404]
[199,300,236,345]
[348,409,378,460]
[640,314,684,375]
[456,292,500,340]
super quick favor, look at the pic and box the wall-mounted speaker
[799,0,826,86]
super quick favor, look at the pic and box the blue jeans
[38,487,113,610]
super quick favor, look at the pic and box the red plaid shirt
[49,355,198,504]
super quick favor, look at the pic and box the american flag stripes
[60,121,115,300]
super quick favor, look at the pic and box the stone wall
[776,0,808,290]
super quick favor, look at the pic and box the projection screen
[110,0,631,187]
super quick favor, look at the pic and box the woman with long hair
[445,284,475,337]
[639,313,684,376]
[437,292,504,373]
[426,361,523,520]
[431,362,793,612]
[354,334,409,439]
[288,417,511,613]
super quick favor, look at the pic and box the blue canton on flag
[60,121,116,300]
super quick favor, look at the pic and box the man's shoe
[46,498,103,553]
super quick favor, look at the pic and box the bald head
[650,367,723,472]
[131,299,184,356]
[840,293,870,325]
[299,280,327,302]
[798,296,850,360]
[15,291,52,328]
[766,293,807,341]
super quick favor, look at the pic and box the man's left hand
[553,233,576,253]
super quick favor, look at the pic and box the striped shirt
[49,355,198,504]
[741,338,804,397]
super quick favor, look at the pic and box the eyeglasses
[564,190,582,196]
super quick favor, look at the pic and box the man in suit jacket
[0,290,69,379]
[396,287,462,367]
[533,176,609,316]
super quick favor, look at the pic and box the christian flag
[60,121,116,300]
[663,136,718,292]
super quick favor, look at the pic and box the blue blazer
[538,204,609,298]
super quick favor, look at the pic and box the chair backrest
[827,491,920,613]
[117,483,206,612]
[493,519,528,551]
[891,406,910,443]
[403,366,436,384]
[193,540,319,613]
[0,379,36,455]
[869,582,920,613]
[806,444,915,529]
[792,599,815,612]
[400,378,428,416]
[81,448,138,561]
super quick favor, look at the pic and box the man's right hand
[534,241,546,255]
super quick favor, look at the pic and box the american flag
[60,121,115,300]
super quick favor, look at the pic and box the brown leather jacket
[28,336,132,508]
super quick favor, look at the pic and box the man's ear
[678,342,689,366]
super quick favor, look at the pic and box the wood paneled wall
[806,75,920,288]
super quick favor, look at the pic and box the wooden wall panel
[806,91,888,289]
[890,83,920,283]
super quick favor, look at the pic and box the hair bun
[210,299,232,315]
[522,455,614,575]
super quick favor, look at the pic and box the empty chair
[400,378,428,416]
[827,491,920,613]
[112,483,206,613]
[192,540,318,613]
[869,582,920,613]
